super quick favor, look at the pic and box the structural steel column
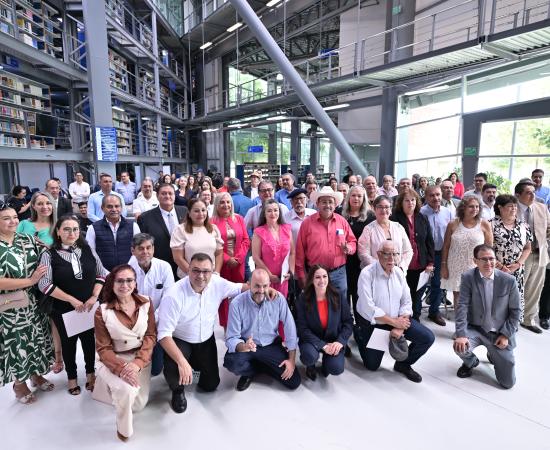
[82,0,116,178]
[290,120,300,174]
[229,0,367,177]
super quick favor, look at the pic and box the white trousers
[92,353,151,438]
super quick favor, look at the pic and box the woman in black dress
[38,215,108,395]
[340,185,374,315]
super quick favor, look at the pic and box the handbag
[35,289,54,315]
[0,290,30,313]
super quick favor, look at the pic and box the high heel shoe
[30,375,54,392]
[13,382,36,404]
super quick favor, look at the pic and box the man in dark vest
[85,194,140,271]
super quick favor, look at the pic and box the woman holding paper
[390,188,435,321]
[38,215,107,395]
[0,201,54,404]
[93,264,156,441]
[252,199,294,297]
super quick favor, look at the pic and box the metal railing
[183,0,229,34]
[189,0,550,119]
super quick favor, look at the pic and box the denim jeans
[329,265,348,309]
[429,253,444,316]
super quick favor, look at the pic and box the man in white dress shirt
[353,241,435,383]
[480,183,497,221]
[158,253,248,413]
[69,172,90,207]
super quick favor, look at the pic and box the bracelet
[441,262,447,265]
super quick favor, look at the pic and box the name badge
[336,228,344,236]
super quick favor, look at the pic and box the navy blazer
[295,292,353,351]
[390,211,434,268]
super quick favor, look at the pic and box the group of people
[1,166,548,441]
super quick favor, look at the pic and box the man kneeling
[354,241,435,383]
[454,244,520,389]
[224,269,301,391]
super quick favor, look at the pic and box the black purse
[33,287,54,315]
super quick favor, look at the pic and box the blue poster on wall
[95,127,118,161]
[248,145,264,153]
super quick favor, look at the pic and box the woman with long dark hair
[296,265,353,381]
[38,214,108,395]
[93,264,156,441]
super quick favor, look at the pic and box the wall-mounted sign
[95,127,118,161]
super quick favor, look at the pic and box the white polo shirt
[157,274,242,343]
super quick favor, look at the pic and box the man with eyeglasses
[454,244,519,389]
[284,188,316,244]
[223,268,301,392]
[86,194,140,271]
[420,185,454,326]
[464,172,487,199]
[244,181,289,231]
[158,253,276,413]
[354,241,435,383]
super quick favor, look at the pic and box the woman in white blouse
[357,195,412,271]
[170,198,223,278]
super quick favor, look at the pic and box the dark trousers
[406,268,427,320]
[538,268,550,320]
[353,319,434,370]
[151,342,164,377]
[51,312,95,380]
[329,265,348,310]
[299,342,345,376]
[223,340,301,390]
[428,253,444,316]
[163,335,220,392]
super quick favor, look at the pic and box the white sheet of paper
[281,251,290,278]
[366,328,390,352]
[417,270,431,291]
[62,302,99,337]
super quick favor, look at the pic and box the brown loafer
[428,313,446,326]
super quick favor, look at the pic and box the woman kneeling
[93,264,156,441]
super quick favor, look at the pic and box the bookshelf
[0,71,52,148]
[108,48,128,91]
[112,108,132,155]
[139,68,155,106]
[0,0,15,37]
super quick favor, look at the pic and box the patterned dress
[490,216,532,320]
[440,221,485,292]
[0,233,54,386]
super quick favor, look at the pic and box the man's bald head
[250,269,271,303]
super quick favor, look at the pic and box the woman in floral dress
[490,194,532,320]
[0,202,54,404]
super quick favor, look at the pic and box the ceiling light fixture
[323,103,350,111]
[227,22,243,32]
[200,42,213,50]
[228,123,245,128]
[266,115,287,121]
[266,0,282,7]
[111,105,125,112]
[202,128,219,132]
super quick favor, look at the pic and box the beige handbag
[0,290,30,313]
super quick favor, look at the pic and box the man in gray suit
[454,244,520,389]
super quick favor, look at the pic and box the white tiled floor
[2,317,550,449]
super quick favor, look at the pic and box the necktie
[526,207,538,249]
[167,212,174,234]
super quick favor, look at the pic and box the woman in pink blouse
[251,199,294,297]
[211,192,250,328]
[449,172,464,199]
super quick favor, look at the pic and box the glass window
[230,130,269,165]
[395,156,461,181]
[397,88,461,127]
[396,116,461,162]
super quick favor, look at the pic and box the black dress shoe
[305,366,317,381]
[170,388,187,413]
[428,313,446,326]
[520,323,543,334]
[393,362,422,383]
[344,345,352,357]
[540,319,549,330]
[457,357,479,378]
[236,376,252,391]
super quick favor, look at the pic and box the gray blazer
[455,268,520,343]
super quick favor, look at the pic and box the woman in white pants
[93,264,156,441]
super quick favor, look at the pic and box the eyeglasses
[380,251,400,258]
[476,257,496,263]
[376,205,391,210]
[61,227,80,234]
[259,188,274,193]
[114,278,135,284]
[191,268,213,276]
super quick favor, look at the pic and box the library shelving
[108,48,128,91]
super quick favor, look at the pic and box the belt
[126,202,133,205]
[435,250,442,255]
[328,264,345,273]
